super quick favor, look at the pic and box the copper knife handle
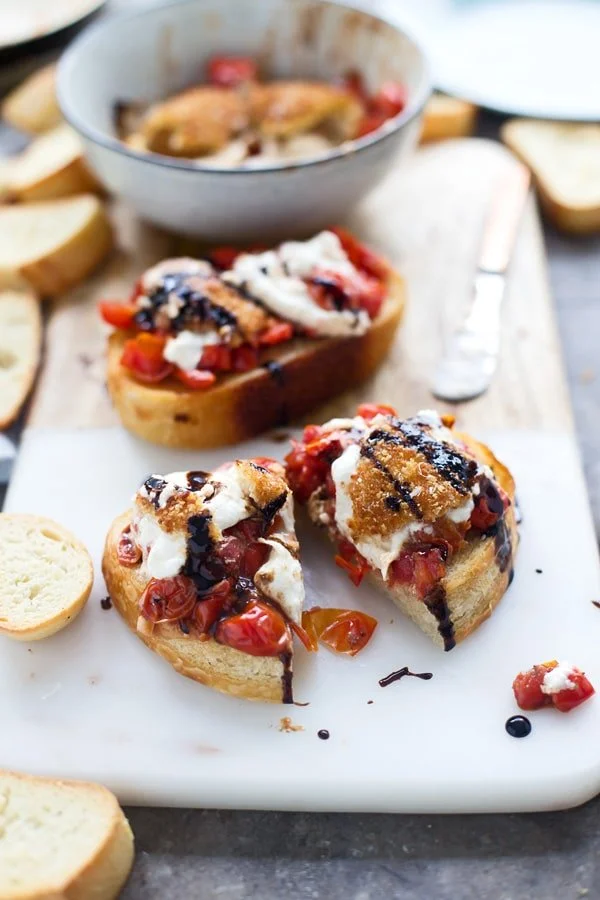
[478,161,531,274]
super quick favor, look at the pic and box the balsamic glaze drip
[424,584,456,651]
[263,360,285,386]
[134,271,238,333]
[505,715,531,738]
[187,470,210,491]
[360,443,422,518]
[378,667,433,687]
[317,729,330,740]
[535,568,543,574]
[384,496,402,512]
[179,619,190,635]
[258,490,288,528]
[141,475,169,508]
[183,514,224,594]
[309,274,349,311]
[514,496,523,525]
[280,651,293,704]
[478,476,513,573]
[372,420,478,495]
[100,596,112,611]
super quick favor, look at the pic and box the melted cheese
[254,538,304,622]
[163,329,220,371]
[133,513,187,580]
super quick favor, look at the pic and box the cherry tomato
[232,345,259,371]
[117,527,141,566]
[290,618,318,652]
[553,670,595,712]
[370,82,407,118]
[339,70,368,102]
[210,246,240,270]
[139,575,197,623]
[389,546,447,599]
[356,112,388,138]
[284,441,332,503]
[259,321,294,346]
[99,300,137,330]
[513,662,595,713]
[129,278,145,303]
[215,600,291,656]
[302,607,377,656]
[357,403,397,420]
[199,344,232,371]
[121,333,173,383]
[193,580,231,634]
[207,56,258,87]
[175,369,217,390]
[470,481,506,532]
[334,539,370,587]
[330,227,389,281]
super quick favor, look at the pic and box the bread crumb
[580,369,595,384]
[279,716,304,733]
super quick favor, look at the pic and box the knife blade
[431,161,531,403]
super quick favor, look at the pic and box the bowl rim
[57,0,432,177]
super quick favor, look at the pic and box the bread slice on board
[420,94,477,144]
[0,513,93,640]
[0,194,113,296]
[502,119,600,234]
[0,290,42,429]
[1,64,61,134]
[106,269,405,448]
[5,123,100,203]
[0,770,134,900]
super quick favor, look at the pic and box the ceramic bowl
[57,0,431,241]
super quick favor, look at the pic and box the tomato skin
[215,600,291,656]
[285,441,331,504]
[302,606,377,656]
[260,321,294,346]
[139,576,197,623]
[175,368,216,390]
[553,672,595,712]
[357,402,397,420]
[121,333,173,383]
[371,81,407,118]
[207,56,258,87]
[210,246,240,270]
[334,539,370,587]
[99,300,137,330]
[512,662,595,713]
[199,344,232,371]
[232,345,259,371]
[330,226,389,281]
[356,112,387,138]
[193,579,232,634]
[389,546,448,599]
[117,527,141,566]
[339,69,368,103]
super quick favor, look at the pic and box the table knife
[431,161,531,403]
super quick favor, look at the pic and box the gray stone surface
[3,111,600,898]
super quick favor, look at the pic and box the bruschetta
[102,458,311,703]
[101,229,404,448]
[285,404,518,650]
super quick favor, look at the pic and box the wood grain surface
[29,137,572,434]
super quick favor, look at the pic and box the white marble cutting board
[2,425,600,813]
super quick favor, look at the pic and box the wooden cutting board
[6,139,599,814]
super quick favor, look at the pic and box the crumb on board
[279,716,304,733]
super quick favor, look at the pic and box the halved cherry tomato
[389,546,447,599]
[215,600,291,656]
[99,300,137,330]
[330,226,389,281]
[117,527,141,566]
[175,368,216,390]
[199,344,232,371]
[357,402,397,420]
[232,345,259,371]
[370,82,407,118]
[335,539,370,587]
[193,579,232,634]
[301,607,377,656]
[284,440,332,503]
[470,480,507,532]
[259,321,294,346]
[339,69,368,103]
[207,56,258,88]
[210,246,240,270]
[356,112,388,138]
[290,619,318,652]
[121,333,173,383]
[513,661,595,713]
[139,575,197,623]
[242,541,271,579]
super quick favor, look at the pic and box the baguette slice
[0,770,133,900]
[0,290,42,428]
[0,194,113,296]
[106,269,405,448]
[502,119,600,234]
[2,64,61,134]
[420,94,478,144]
[103,511,292,703]
[6,123,100,203]
[0,514,93,640]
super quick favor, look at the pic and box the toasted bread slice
[420,94,478,144]
[0,514,93,641]
[103,511,292,703]
[0,770,133,900]
[0,194,113,296]
[5,123,100,203]
[1,64,61,135]
[106,269,404,448]
[502,119,600,234]
[0,290,42,429]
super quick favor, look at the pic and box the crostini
[100,228,404,448]
[285,404,518,650]
[102,459,311,703]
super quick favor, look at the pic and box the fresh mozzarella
[254,539,304,622]
[141,257,209,293]
[447,496,475,523]
[541,662,577,694]
[205,463,252,536]
[133,513,187,579]
[224,231,370,337]
[163,329,221,371]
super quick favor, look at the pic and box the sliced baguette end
[0,289,42,429]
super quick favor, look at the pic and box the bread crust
[102,512,290,703]
[0,769,133,900]
[106,269,405,448]
[0,289,42,429]
[308,434,518,650]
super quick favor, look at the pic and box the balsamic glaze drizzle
[187,470,210,491]
[141,475,169,508]
[280,651,294,704]
[505,715,531,738]
[135,271,238,333]
[262,360,285,386]
[360,443,422,518]
[379,667,433,687]
[424,585,456,652]
[478,476,513,574]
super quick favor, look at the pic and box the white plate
[379,0,600,120]
[2,425,600,812]
[0,0,104,50]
